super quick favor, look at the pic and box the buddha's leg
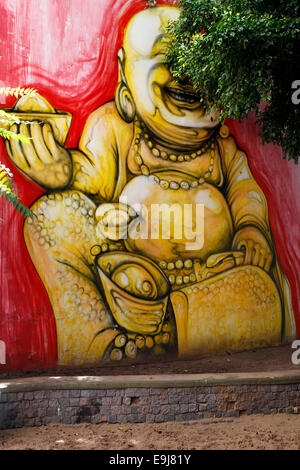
[24,190,120,365]
[170,266,282,357]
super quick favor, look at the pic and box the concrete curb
[1,370,300,393]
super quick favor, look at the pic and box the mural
[0,2,299,369]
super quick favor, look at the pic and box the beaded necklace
[132,118,217,190]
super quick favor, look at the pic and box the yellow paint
[171,266,282,357]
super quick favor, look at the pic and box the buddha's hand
[232,226,273,272]
[5,121,72,189]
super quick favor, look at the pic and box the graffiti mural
[0,3,299,369]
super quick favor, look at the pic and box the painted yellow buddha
[3,6,296,365]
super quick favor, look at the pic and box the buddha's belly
[120,173,234,264]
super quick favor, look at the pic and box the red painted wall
[0,0,299,372]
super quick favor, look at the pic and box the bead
[102,243,109,252]
[162,332,170,344]
[160,180,169,189]
[135,154,143,165]
[134,144,138,151]
[184,155,191,161]
[159,260,167,270]
[161,151,168,159]
[170,181,179,190]
[90,245,102,256]
[198,178,205,184]
[180,181,190,190]
[190,181,199,188]
[144,133,149,139]
[169,154,177,161]
[184,259,193,269]
[154,334,162,345]
[167,262,175,270]
[147,141,153,149]
[204,172,211,178]
[125,340,137,359]
[115,334,127,348]
[210,150,214,157]
[191,153,197,159]
[141,165,150,175]
[175,259,184,269]
[110,348,123,361]
[190,273,196,282]
[152,148,160,157]
[210,158,214,165]
[136,336,145,349]
[145,336,154,348]
[176,276,183,285]
[177,155,184,162]
[209,166,214,172]
[183,275,190,284]
[168,274,175,284]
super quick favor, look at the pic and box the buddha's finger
[264,254,273,272]
[9,124,31,169]
[252,243,261,266]
[5,136,29,170]
[19,123,43,169]
[257,250,267,269]
[30,122,53,164]
[244,240,254,265]
[42,122,62,160]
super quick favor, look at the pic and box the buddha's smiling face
[122,6,220,149]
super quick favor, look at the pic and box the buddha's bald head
[123,6,179,59]
[116,6,220,149]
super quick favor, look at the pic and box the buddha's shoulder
[84,100,133,136]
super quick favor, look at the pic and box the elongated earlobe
[115,81,136,123]
[115,47,136,123]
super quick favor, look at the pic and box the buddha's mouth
[165,86,200,105]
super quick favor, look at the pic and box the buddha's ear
[115,48,136,123]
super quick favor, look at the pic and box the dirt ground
[1,344,300,450]
[1,344,299,379]
[1,414,300,450]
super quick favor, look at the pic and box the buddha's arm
[5,101,130,201]
[70,102,133,202]
[69,112,118,202]
[218,134,273,271]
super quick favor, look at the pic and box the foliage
[0,87,38,98]
[0,87,38,218]
[165,0,300,163]
[0,163,34,219]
